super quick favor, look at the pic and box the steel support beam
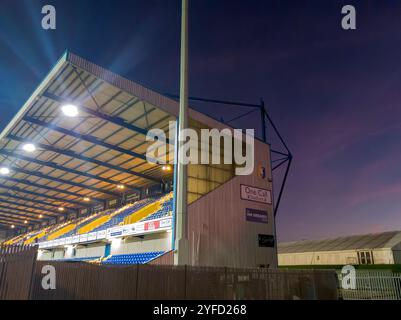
[0,216,34,226]
[0,222,23,228]
[7,134,156,186]
[5,166,119,197]
[0,192,64,210]
[0,175,104,202]
[0,198,61,216]
[24,116,152,163]
[43,91,170,145]
[0,211,40,222]
[273,155,292,217]
[0,205,54,219]
[166,94,260,108]
[0,183,88,207]
[0,149,137,191]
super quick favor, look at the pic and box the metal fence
[0,245,37,300]
[338,271,401,300]
[1,247,338,300]
[29,263,338,300]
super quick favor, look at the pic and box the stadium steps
[47,223,77,240]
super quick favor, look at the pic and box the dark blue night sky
[1,0,401,241]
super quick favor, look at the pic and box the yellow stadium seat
[47,223,76,240]
[78,215,110,234]
[124,201,161,225]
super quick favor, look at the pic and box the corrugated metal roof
[278,231,401,253]
[0,52,177,229]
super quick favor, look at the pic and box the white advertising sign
[80,234,88,243]
[240,184,272,204]
[72,235,80,244]
[88,232,97,241]
[97,230,106,240]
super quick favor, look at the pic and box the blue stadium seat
[141,197,173,222]
[102,251,164,265]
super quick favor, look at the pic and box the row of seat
[140,195,173,222]
[90,198,155,233]
[53,256,101,262]
[102,251,164,265]
[3,193,173,246]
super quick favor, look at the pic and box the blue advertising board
[246,208,268,224]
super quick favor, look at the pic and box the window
[365,252,372,264]
[358,251,373,265]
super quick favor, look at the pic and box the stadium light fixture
[0,167,10,175]
[61,104,79,117]
[22,143,36,153]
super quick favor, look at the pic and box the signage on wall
[94,203,105,212]
[258,234,275,248]
[126,192,140,202]
[108,199,118,207]
[240,184,272,204]
[246,208,268,224]
[38,217,172,249]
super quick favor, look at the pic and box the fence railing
[0,245,38,300]
[29,263,338,300]
[1,246,339,300]
[338,271,401,300]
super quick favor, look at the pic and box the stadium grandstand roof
[0,51,192,229]
[278,231,401,253]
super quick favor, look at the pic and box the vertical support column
[171,119,179,250]
[174,0,190,265]
[260,98,267,143]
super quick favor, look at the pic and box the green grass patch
[279,264,401,272]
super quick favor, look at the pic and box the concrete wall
[110,232,171,255]
[187,140,276,268]
[76,243,106,258]
[37,231,171,261]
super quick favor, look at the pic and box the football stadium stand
[2,182,173,253]
[0,52,277,269]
